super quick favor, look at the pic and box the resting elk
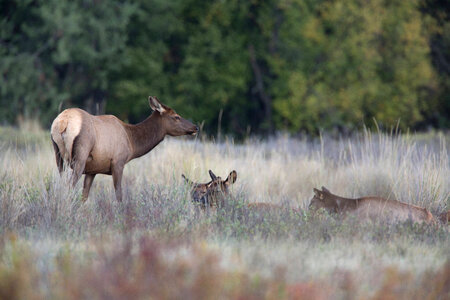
[183,170,301,214]
[182,170,237,209]
[309,186,435,224]
[51,96,198,202]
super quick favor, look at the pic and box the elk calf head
[182,170,237,209]
[308,186,337,212]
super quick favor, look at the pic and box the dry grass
[0,234,448,300]
[0,126,449,298]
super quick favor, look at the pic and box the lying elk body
[51,96,198,202]
[182,170,237,209]
[309,187,434,224]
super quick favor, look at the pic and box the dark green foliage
[1,0,449,134]
[0,0,134,126]
[272,0,435,133]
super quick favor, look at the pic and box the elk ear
[225,170,237,184]
[182,174,192,185]
[209,170,218,181]
[149,96,166,114]
[313,188,324,200]
[321,186,331,194]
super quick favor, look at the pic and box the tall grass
[0,126,448,298]
[2,128,448,227]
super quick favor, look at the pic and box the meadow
[0,124,449,299]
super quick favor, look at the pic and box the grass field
[0,125,449,299]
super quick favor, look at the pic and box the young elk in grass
[182,170,237,209]
[309,186,435,224]
[51,96,198,202]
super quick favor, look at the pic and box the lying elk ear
[313,188,323,200]
[225,170,237,184]
[149,96,166,114]
[209,170,218,181]
[321,186,331,194]
[182,174,192,185]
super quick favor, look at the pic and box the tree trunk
[248,44,273,133]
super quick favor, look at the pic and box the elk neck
[329,193,359,209]
[125,112,166,160]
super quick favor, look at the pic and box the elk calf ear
[182,174,192,185]
[225,170,237,184]
[149,96,166,114]
[321,186,331,194]
[209,170,218,181]
[313,188,324,200]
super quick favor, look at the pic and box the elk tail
[51,118,68,161]
[50,110,83,162]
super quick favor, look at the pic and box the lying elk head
[308,186,337,212]
[182,170,237,208]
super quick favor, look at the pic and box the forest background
[1,0,449,137]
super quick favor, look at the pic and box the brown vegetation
[0,234,448,300]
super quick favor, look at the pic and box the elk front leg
[82,174,96,202]
[111,162,124,202]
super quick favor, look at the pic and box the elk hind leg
[82,174,96,202]
[70,140,90,187]
[52,138,64,174]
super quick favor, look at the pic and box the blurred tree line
[1,0,449,136]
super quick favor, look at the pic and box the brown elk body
[51,96,198,202]
[309,187,434,224]
[182,170,237,209]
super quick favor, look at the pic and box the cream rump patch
[51,109,83,160]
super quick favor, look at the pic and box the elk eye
[174,115,181,121]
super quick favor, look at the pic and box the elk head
[149,96,198,136]
[182,170,237,208]
[308,186,337,212]
[206,170,237,196]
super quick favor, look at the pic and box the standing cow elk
[309,186,435,224]
[51,96,198,202]
[182,170,237,209]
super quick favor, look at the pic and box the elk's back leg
[82,174,96,202]
[52,138,64,174]
[70,136,91,187]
